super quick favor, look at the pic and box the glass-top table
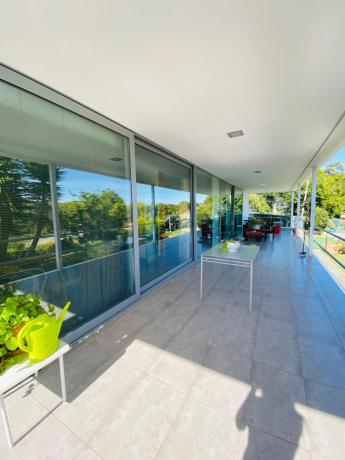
[200,243,260,311]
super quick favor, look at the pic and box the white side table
[0,342,70,448]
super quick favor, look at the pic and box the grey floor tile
[299,337,345,389]
[322,298,345,322]
[152,300,198,333]
[295,313,340,346]
[52,360,144,442]
[255,327,302,374]
[243,362,310,448]
[333,319,345,350]
[259,311,298,336]
[179,309,222,345]
[234,426,312,460]
[0,387,85,459]
[213,315,257,362]
[73,445,102,459]
[189,345,252,416]
[117,324,176,372]
[304,378,345,460]
[156,396,239,460]
[292,295,328,317]
[89,375,185,459]
[147,333,209,392]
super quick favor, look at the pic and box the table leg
[0,394,13,448]
[200,257,204,299]
[257,251,260,281]
[250,261,253,312]
[59,355,67,402]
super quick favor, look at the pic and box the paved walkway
[2,232,345,459]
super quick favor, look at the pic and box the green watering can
[17,302,71,363]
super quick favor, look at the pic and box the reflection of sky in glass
[58,168,132,203]
[196,193,209,203]
[137,182,190,205]
[58,170,191,205]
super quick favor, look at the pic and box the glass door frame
[134,138,194,292]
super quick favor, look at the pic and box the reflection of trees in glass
[137,195,190,241]
[25,164,63,254]
[0,157,56,271]
[58,188,130,265]
[59,190,128,239]
[0,158,26,261]
[197,195,212,228]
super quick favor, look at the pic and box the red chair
[244,229,265,240]
[273,224,281,234]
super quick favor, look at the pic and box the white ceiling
[0,0,344,191]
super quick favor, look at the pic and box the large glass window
[196,169,222,257]
[0,80,135,334]
[136,144,192,287]
[220,181,232,240]
[234,188,243,238]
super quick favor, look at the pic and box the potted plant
[226,239,240,252]
[0,287,55,374]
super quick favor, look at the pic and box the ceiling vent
[110,157,123,162]
[227,130,244,138]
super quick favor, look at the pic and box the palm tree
[0,158,27,260]
[25,163,63,255]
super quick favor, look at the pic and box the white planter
[227,241,240,252]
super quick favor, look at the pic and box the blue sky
[59,168,190,204]
[322,144,345,168]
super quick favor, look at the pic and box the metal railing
[313,226,345,269]
[249,213,291,228]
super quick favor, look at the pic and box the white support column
[296,183,301,229]
[290,191,295,228]
[309,167,318,256]
[242,191,249,224]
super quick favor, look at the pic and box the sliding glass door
[135,144,192,288]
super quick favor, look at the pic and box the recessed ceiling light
[260,183,267,186]
[227,130,244,138]
[253,170,261,174]
[110,157,123,162]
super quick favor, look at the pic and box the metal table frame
[200,245,260,311]
[0,342,69,448]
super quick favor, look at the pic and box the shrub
[35,241,55,254]
[315,207,329,230]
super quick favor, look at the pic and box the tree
[324,162,345,176]
[59,190,128,240]
[24,163,64,254]
[249,194,271,213]
[197,195,212,227]
[315,207,329,229]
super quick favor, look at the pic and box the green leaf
[5,336,18,351]
[0,346,7,357]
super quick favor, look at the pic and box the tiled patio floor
[2,232,345,459]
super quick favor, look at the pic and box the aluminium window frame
[134,138,194,292]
